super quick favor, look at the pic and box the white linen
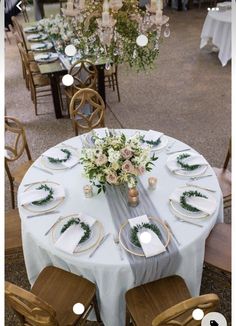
[18,130,224,326]
[168,153,207,172]
[170,189,217,215]
[200,10,231,66]
[42,147,79,168]
[128,215,166,258]
[94,128,109,138]
[143,130,164,142]
[55,214,96,254]
[19,184,65,206]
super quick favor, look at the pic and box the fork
[175,216,203,228]
[166,140,176,151]
[190,174,212,181]
[113,234,124,260]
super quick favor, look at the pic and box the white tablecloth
[200,9,231,66]
[18,129,223,326]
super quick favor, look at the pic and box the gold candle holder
[148,177,157,190]
[83,185,93,198]
[128,187,139,207]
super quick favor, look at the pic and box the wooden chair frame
[5,116,32,208]
[69,88,105,136]
[104,64,121,102]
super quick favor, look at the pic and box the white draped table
[18,129,223,326]
[200,9,231,66]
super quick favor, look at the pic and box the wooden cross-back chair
[69,88,105,136]
[18,43,51,115]
[213,138,231,210]
[104,64,121,102]
[5,116,34,209]
[11,16,28,51]
[65,59,98,101]
[125,275,220,326]
[5,266,102,326]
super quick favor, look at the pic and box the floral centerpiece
[80,132,158,193]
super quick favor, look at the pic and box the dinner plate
[119,217,170,257]
[22,181,65,213]
[40,146,80,170]
[31,42,53,52]
[169,186,217,220]
[27,34,48,42]
[52,214,104,254]
[23,26,38,33]
[34,53,58,63]
[166,152,208,177]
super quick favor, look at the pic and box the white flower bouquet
[80,132,158,193]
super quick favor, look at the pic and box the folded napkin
[170,189,217,215]
[128,215,166,258]
[43,147,79,168]
[19,184,65,206]
[55,214,96,254]
[144,130,164,143]
[168,153,207,172]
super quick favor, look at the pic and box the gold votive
[83,185,93,198]
[128,187,139,197]
[148,177,157,190]
[128,195,139,207]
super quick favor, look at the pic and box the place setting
[169,185,217,226]
[27,33,48,42]
[34,52,59,64]
[31,42,54,52]
[140,129,169,152]
[18,180,65,215]
[50,213,104,255]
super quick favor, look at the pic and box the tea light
[83,185,93,198]
[128,187,139,197]
[148,177,157,190]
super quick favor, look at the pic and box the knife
[23,180,49,187]
[175,216,203,227]
[33,166,54,175]
[44,216,63,236]
[164,220,181,246]
[89,233,110,258]
[167,148,191,155]
[185,183,216,193]
[27,210,60,219]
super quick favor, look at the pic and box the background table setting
[200,2,231,66]
[18,128,223,326]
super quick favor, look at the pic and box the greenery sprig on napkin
[48,148,71,164]
[130,223,161,248]
[140,135,161,147]
[177,153,200,171]
[61,218,91,244]
[32,184,54,206]
[180,190,208,212]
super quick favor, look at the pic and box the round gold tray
[51,214,104,255]
[118,217,171,257]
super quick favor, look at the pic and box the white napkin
[144,130,163,143]
[55,214,96,254]
[43,147,79,168]
[128,215,166,258]
[170,189,217,215]
[168,153,207,172]
[19,184,65,206]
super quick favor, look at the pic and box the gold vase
[128,187,139,207]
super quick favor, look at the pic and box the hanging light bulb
[164,23,170,38]
[105,61,111,70]
[136,34,148,47]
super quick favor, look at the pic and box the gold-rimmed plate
[22,181,65,213]
[40,146,80,170]
[51,214,104,255]
[27,33,48,42]
[118,217,171,257]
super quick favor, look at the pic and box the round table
[200,8,231,66]
[18,129,223,326]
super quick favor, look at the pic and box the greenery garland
[61,218,91,244]
[130,222,161,248]
[180,190,207,212]
[48,149,71,164]
[140,136,161,147]
[177,153,200,171]
[32,184,54,206]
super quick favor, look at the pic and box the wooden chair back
[68,59,97,93]
[223,138,231,170]
[11,16,28,51]
[18,43,35,86]
[69,88,105,135]
[5,281,58,326]
[152,294,219,326]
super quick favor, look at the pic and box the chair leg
[10,181,15,209]
[125,307,131,326]
[93,296,102,323]
[115,74,121,102]
[111,74,115,91]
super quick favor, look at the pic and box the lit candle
[156,0,163,10]
[79,0,85,9]
[103,0,109,12]
[148,177,157,190]
[67,0,74,10]
[102,11,110,25]
[150,0,157,11]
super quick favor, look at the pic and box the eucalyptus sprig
[48,148,71,164]
[32,184,54,206]
[140,136,161,147]
[177,153,200,171]
[180,190,207,212]
[61,218,91,244]
[130,222,161,248]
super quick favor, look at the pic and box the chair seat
[213,167,231,197]
[205,223,231,272]
[126,275,191,325]
[33,74,50,87]
[31,266,96,325]
[5,209,22,254]
[12,160,34,184]
[30,61,40,73]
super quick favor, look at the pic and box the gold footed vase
[128,187,139,207]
